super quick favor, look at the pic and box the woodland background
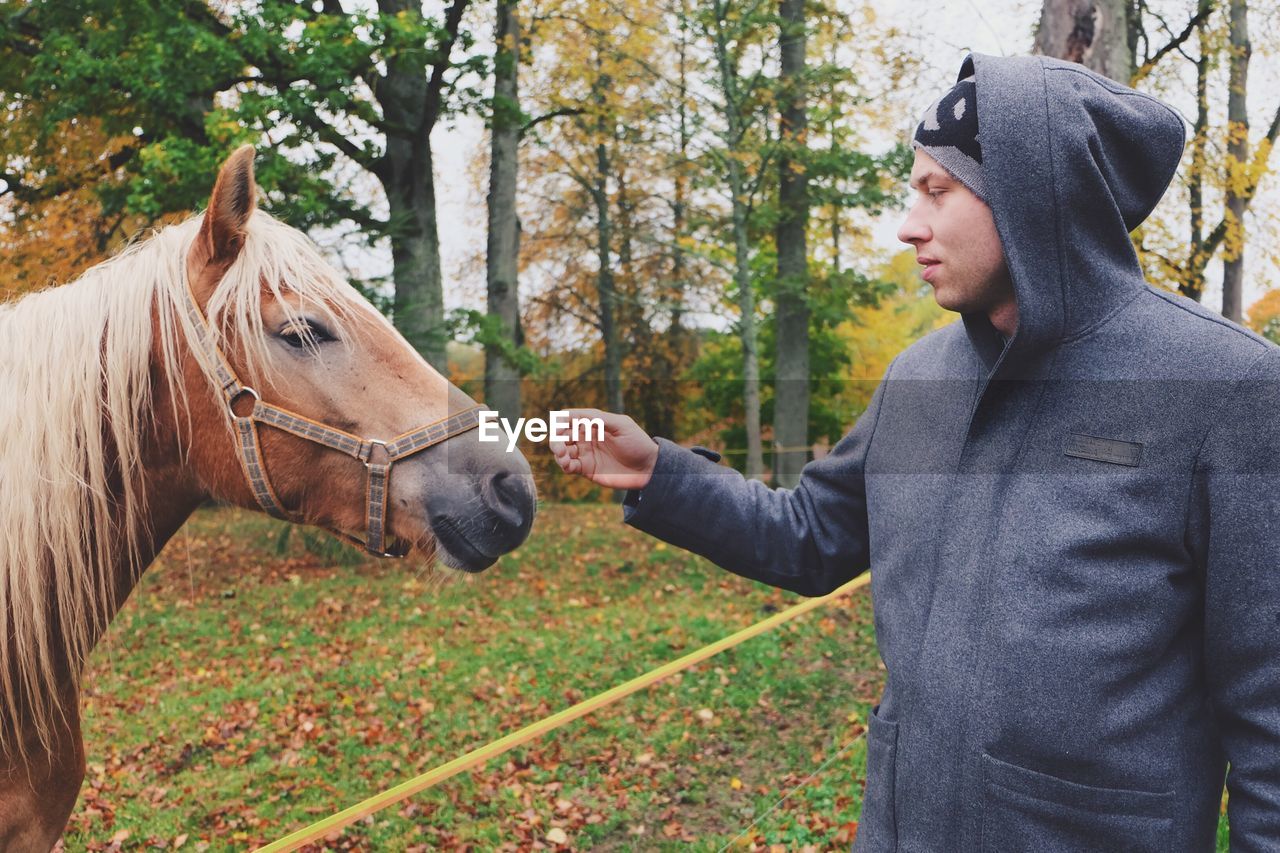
[3,0,1280,492]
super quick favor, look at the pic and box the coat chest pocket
[855,704,900,851]
[980,753,1174,853]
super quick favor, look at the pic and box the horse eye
[278,321,337,350]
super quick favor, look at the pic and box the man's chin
[929,287,966,314]
[929,287,987,317]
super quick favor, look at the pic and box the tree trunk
[591,71,624,416]
[1186,12,1209,303]
[384,138,446,369]
[617,167,637,341]
[829,29,842,273]
[729,159,764,481]
[1223,0,1249,322]
[713,2,764,481]
[663,0,692,436]
[377,0,464,370]
[485,0,523,418]
[773,0,809,488]
[1033,0,1133,83]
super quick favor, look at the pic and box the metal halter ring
[227,385,260,418]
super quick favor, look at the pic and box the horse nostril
[487,469,534,530]
[490,468,519,505]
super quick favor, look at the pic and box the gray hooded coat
[622,53,1280,851]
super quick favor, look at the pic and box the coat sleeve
[621,361,893,597]
[1192,347,1280,850]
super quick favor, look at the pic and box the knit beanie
[913,75,987,204]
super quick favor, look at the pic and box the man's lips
[918,257,940,282]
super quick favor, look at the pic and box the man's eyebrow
[910,170,954,190]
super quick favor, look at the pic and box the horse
[0,145,537,849]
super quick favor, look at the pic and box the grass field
[64,503,1232,851]
[66,504,885,851]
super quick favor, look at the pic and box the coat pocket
[855,703,900,851]
[980,752,1174,853]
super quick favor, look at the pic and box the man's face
[897,150,1014,320]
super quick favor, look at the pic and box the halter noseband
[182,276,483,557]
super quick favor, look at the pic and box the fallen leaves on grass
[63,504,882,849]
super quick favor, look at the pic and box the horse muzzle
[421,441,537,572]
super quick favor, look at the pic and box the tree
[514,0,708,443]
[1033,0,1280,313]
[377,0,478,367]
[1034,0,1136,82]
[773,0,810,488]
[1221,0,1248,321]
[0,114,151,298]
[1246,286,1280,344]
[1184,1,1212,302]
[1141,0,1280,307]
[485,0,524,417]
[645,0,700,442]
[701,0,777,481]
[0,0,484,367]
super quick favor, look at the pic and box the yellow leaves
[1246,288,1280,334]
[0,116,142,300]
[730,775,743,789]
[1222,134,1277,211]
[828,250,949,415]
[1221,207,1245,262]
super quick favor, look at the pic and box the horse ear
[199,145,257,263]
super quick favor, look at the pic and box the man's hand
[549,408,659,490]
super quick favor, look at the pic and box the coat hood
[957,53,1186,373]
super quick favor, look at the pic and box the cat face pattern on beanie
[913,76,988,204]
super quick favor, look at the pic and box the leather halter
[181,275,483,557]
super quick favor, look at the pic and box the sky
[412,0,1276,324]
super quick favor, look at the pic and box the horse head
[178,146,536,570]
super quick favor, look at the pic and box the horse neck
[107,322,212,607]
[0,293,208,763]
[115,431,204,607]
[98,315,210,628]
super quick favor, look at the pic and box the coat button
[690,445,722,463]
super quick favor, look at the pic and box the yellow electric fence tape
[255,574,871,851]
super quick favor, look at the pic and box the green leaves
[449,308,548,379]
[1,0,482,274]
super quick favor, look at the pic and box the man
[551,53,1280,851]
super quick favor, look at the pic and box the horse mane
[0,208,366,757]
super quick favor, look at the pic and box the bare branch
[421,0,472,136]
[1131,2,1215,85]
[520,107,586,139]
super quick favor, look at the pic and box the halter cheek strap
[182,276,483,557]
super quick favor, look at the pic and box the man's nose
[897,204,930,245]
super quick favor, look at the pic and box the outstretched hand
[549,408,659,491]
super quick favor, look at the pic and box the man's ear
[198,145,257,264]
